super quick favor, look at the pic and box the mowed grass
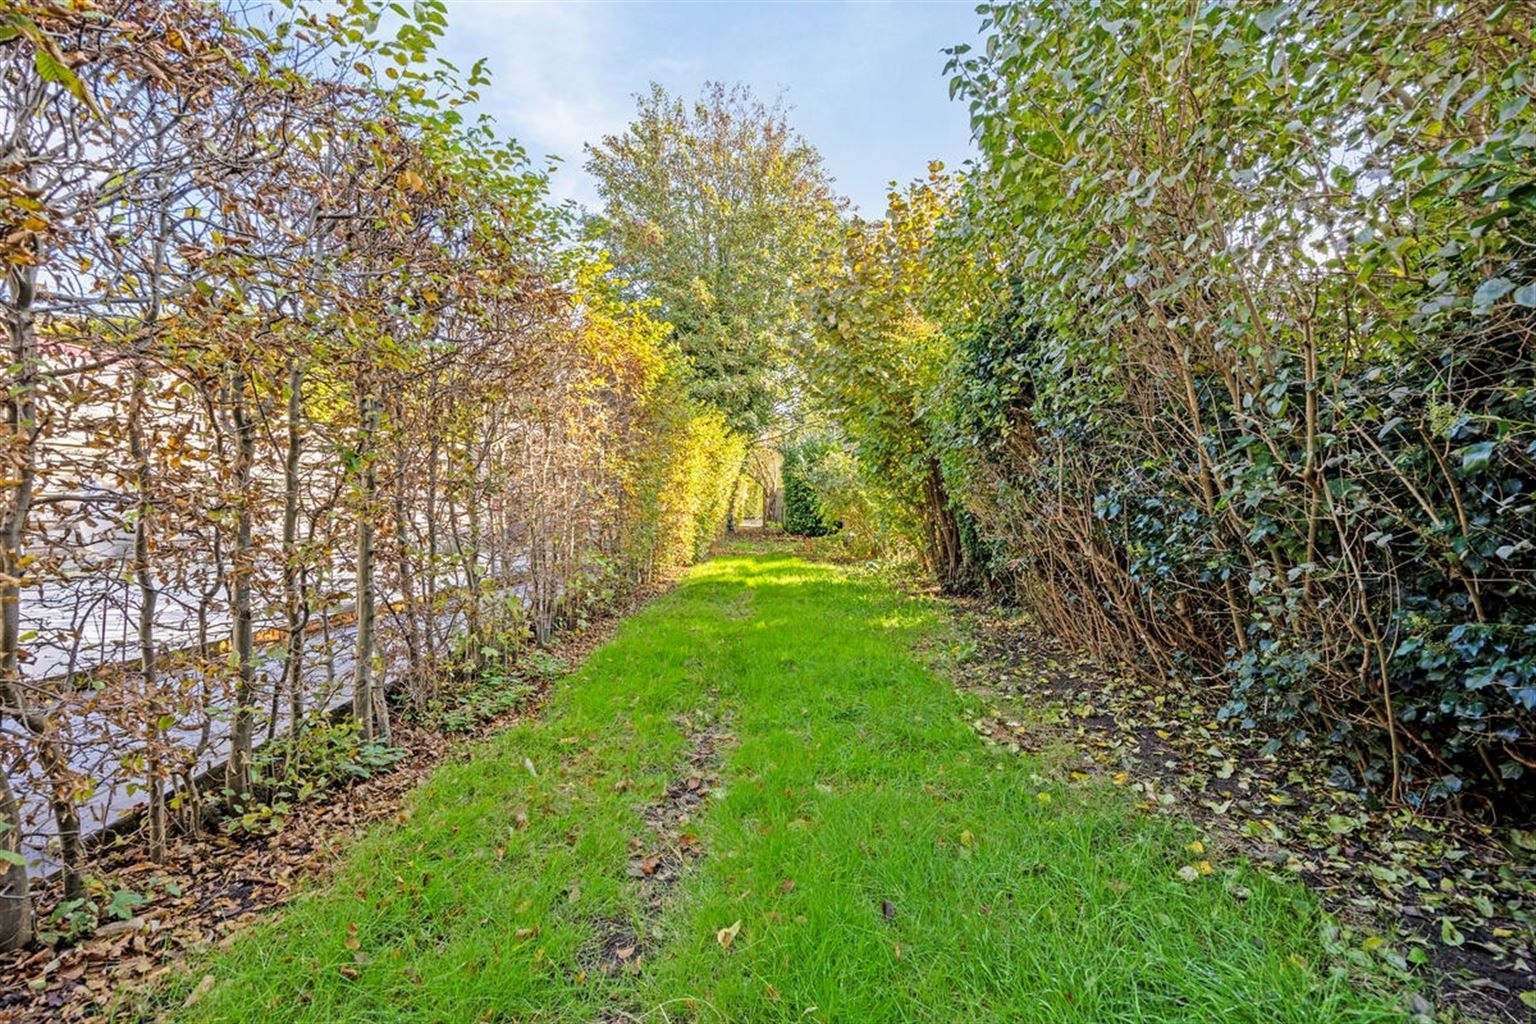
[155,545,1400,1023]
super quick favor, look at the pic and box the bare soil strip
[585,706,734,1020]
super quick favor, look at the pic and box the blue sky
[433,1,983,215]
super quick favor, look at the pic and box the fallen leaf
[182,974,216,1008]
[716,919,742,949]
[1440,917,1465,947]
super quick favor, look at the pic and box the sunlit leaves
[586,83,842,439]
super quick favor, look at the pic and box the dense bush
[782,444,837,537]
[938,0,1536,809]
[798,177,974,588]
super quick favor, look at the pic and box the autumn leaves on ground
[147,539,1398,1024]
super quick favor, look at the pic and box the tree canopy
[585,82,842,439]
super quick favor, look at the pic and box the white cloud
[439,1,630,206]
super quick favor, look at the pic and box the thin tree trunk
[424,434,440,664]
[129,358,166,860]
[391,407,422,689]
[352,389,381,740]
[281,358,307,737]
[0,770,30,950]
[227,371,257,797]
[2,257,80,911]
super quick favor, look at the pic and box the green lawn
[157,544,1400,1023]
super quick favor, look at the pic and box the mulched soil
[0,580,677,1024]
[946,598,1536,1024]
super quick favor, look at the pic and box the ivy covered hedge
[937,1,1536,809]
[800,0,1536,811]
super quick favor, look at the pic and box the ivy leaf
[1459,441,1496,473]
[1471,276,1515,312]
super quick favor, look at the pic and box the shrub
[941,0,1536,809]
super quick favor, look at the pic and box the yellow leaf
[958,829,975,848]
[716,919,742,949]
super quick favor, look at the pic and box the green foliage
[586,83,842,438]
[625,381,745,572]
[781,446,835,538]
[34,873,184,945]
[794,443,890,559]
[938,0,1536,806]
[229,719,407,834]
[797,174,976,589]
[37,888,141,946]
[429,675,536,736]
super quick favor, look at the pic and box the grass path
[162,543,1399,1023]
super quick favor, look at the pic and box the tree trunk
[922,460,967,593]
[352,389,382,741]
[2,257,81,910]
[129,358,166,860]
[0,770,31,950]
[227,371,257,797]
[281,358,308,744]
[390,403,422,690]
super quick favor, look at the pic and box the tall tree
[585,82,841,440]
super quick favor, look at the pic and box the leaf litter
[585,704,734,1021]
[946,600,1536,1024]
